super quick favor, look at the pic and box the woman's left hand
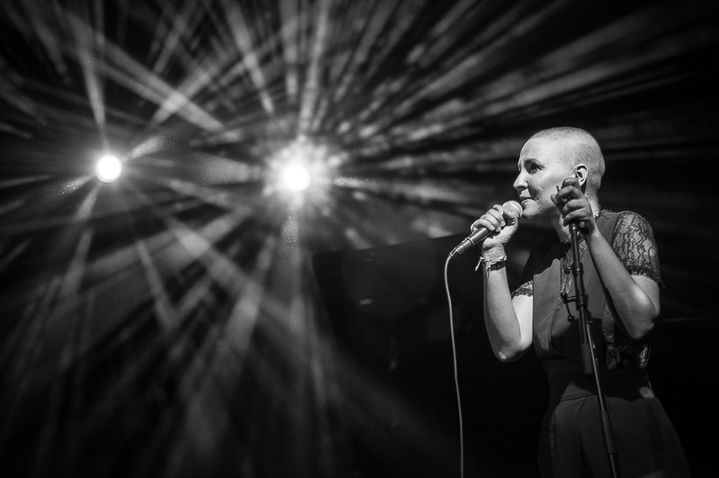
[551,176,597,235]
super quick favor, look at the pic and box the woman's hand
[551,176,597,235]
[471,203,520,252]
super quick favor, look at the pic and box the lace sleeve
[511,280,533,298]
[611,212,662,285]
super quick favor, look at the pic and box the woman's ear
[574,164,588,190]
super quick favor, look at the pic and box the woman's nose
[513,174,526,192]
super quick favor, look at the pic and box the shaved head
[529,127,605,196]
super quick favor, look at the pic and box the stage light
[267,138,337,202]
[95,154,122,183]
[279,163,312,192]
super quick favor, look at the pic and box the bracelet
[475,253,507,272]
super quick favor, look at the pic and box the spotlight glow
[95,154,122,183]
[279,163,312,192]
[268,138,337,201]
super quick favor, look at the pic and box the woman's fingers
[471,205,506,232]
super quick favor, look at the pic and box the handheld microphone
[449,200,522,258]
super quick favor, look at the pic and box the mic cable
[443,254,465,478]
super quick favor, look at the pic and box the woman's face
[513,137,574,221]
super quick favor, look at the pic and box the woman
[474,127,688,477]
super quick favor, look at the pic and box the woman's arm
[585,226,660,339]
[483,268,534,361]
[473,205,534,361]
[555,178,661,339]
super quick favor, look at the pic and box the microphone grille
[502,200,523,219]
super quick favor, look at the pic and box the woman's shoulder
[598,210,655,237]
[614,209,648,220]
[603,209,662,284]
[599,209,647,222]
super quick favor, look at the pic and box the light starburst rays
[147,1,281,125]
[20,184,272,412]
[3,5,219,136]
[278,0,301,101]
[66,5,107,142]
[298,0,331,135]
[0,185,101,435]
[148,1,207,78]
[140,214,343,473]
[2,0,719,476]
[120,184,299,359]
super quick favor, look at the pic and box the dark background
[1,1,718,477]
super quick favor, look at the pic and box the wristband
[475,253,507,272]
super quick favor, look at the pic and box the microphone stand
[566,222,620,478]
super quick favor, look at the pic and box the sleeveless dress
[513,210,689,478]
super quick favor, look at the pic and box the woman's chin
[521,206,555,224]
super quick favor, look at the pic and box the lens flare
[95,154,122,183]
[279,163,312,192]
